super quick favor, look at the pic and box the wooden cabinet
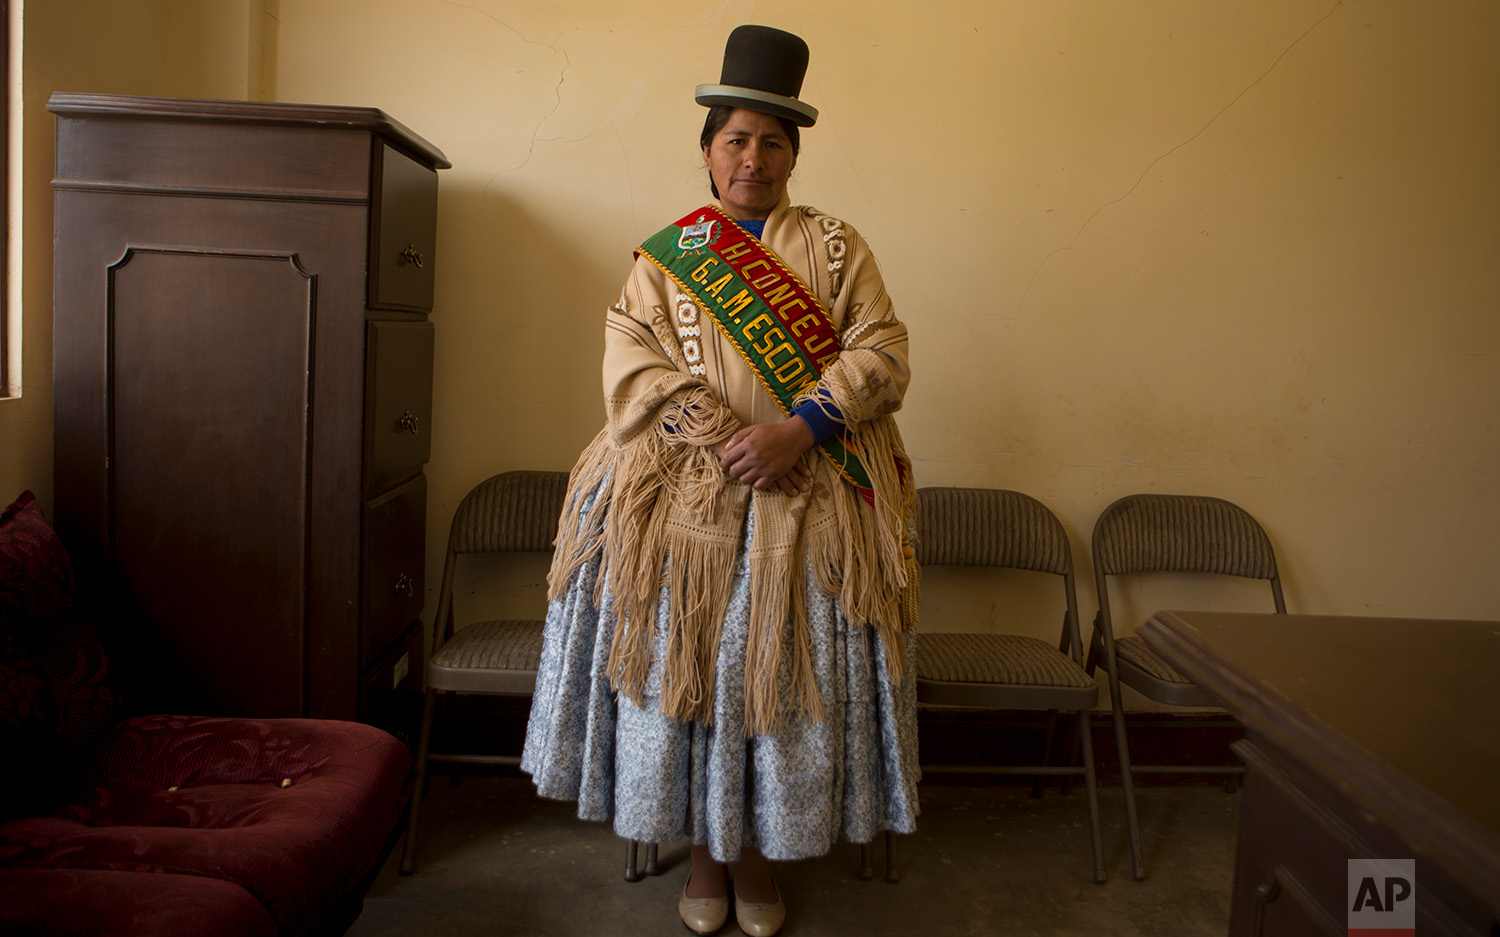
[49,93,449,726]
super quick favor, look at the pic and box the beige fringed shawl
[548,195,917,736]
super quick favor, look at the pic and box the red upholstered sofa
[0,492,411,936]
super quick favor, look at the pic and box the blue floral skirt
[520,481,919,863]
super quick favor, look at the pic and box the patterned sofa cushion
[0,868,278,937]
[0,491,412,936]
[0,715,412,936]
[26,614,122,774]
[0,628,52,821]
[0,492,120,820]
[0,491,75,628]
[2,492,71,819]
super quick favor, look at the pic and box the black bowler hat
[695,25,819,127]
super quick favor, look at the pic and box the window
[1,0,11,397]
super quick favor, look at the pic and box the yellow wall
[271,0,1500,632]
[1,0,257,507]
[9,3,1500,654]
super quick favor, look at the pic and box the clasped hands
[713,418,815,496]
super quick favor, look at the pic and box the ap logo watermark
[1348,859,1415,936]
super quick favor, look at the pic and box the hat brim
[695,84,818,127]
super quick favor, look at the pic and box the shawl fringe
[546,203,916,737]
[549,409,917,737]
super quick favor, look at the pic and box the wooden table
[1140,611,1500,937]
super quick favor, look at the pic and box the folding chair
[1087,493,1286,881]
[400,470,569,874]
[914,486,1107,884]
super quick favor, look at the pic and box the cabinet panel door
[361,474,427,667]
[368,143,438,311]
[108,247,313,717]
[364,320,434,493]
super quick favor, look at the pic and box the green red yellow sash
[637,205,876,504]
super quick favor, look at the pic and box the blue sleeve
[792,396,845,446]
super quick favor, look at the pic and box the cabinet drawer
[369,142,438,311]
[1233,740,1492,937]
[1231,755,1348,937]
[364,320,434,492]
[360,620,423,746]
[362,473,427,667]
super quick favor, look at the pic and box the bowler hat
[695,25,818,127]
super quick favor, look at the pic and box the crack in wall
[435,0,571,175]
[436,1,573,242]
[439,4,666,242]
[547,8,660,47]
[611,123,638,229]
[1015,1,1343,314]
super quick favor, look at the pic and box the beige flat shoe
[679,880,729,935]
[733,882,786,937]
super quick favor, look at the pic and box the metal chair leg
[399,688,438,875]
[1059,718,1083,796]
[1064,630,1105,798]
[443,691,463,787]
[1092,622,1145,881]
[1077,708,1107,884]
[1108,674,1146,881]
[1035,709,1059,797]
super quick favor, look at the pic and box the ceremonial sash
[637,205,876,504]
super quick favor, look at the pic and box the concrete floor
[349,774,1239,937]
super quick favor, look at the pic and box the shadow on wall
[430,178,618,470]
[422,180,623,631]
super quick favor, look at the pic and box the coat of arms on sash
[638,205,883,506]
[676,216,718,252]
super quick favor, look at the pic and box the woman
[522,25,919,937]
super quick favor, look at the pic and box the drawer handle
[395,573,415,597]
[401,244,425,269]
[397,410,421,435]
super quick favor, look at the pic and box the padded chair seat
[918,633,1095,688]
[1112,634,1191,684]
[1112,635,1219,707]
[426,619,544,694]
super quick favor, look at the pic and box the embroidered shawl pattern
[548,198,918,735]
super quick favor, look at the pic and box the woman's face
[702,108,796,221]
